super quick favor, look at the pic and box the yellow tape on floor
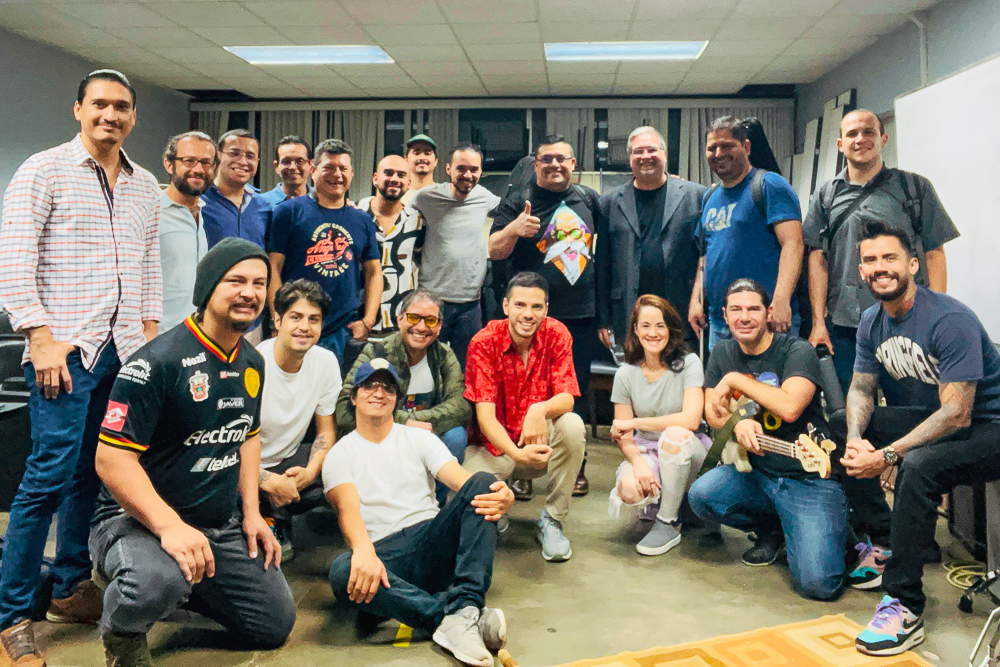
[393,623,413,648]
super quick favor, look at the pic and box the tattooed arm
[891,381,975,456]
[845,371,878,442]
[283,413,336,491]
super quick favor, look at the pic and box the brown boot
[46,579,103,625]
[0,620,46,667]
[573,461,589,497]
[510,478,532,501]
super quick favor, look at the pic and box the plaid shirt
[464,317,579,456]
[0,134,162,368]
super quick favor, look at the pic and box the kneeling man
[92,238,295,664]
[325,360,513,667]
[688,278,847,601]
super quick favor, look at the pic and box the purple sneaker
[856,595,924,656]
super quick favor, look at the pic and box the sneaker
[741,530,785,566]
[636,519,682,556]
[477,607,507,652]
[0,620,46,667]
[510,479,532,501]
[855,595,925,656]
[103,632,153,667]
[265,517,295,563]
[496,515,509,534]
[432,607,492,667]
[848,541,891,590]
[537,509,572,562]
[46,579,103,624]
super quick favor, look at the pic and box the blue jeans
[0,342,120,629]
[688,465,847,600]
[329,472,498,632]
[318,328,349,365]
[439,301,482,370]
[708,312,801,351]
[436,426,468,506]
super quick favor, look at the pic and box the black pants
[440,301,482,370]
[259,442,327,523]
[328,473,498,631]
[559,317,608,416]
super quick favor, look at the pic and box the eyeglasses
[536,155,572,165]
[555,228,583,241]
[279,157,309,167]
[224,149,258,162]
[359,379,397,395]
[404,312,440,328]
[175,157,216,169]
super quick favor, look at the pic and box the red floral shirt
[464,317,579,456]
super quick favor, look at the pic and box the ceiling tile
[764,53,851,72]
[465,43,543,61]
[613,82,680,95]
[539,0,637,23]
[398,60,476,76]
[281,25,375,44]
[437,0,537,24]
[700,38,795,57]
[782,34,878,56]
[803,14,909,36]
[684,55,774,76]
[189,26,294,46]
[452,22,540,45]
[547,61,620,74]
[614,60,695,76]
[627,19,724,41]
[239,1,358,26]
[830,0,936,14]
[16,26,117,50]
[260,65,350,82]
[421,85,489,97]
[748,69,811,84]
[114,26,214,49]
[732,0,840,16]
[539,21,630,42]
[613,70,687,86]
[383,45,468,62]
[187,60,279,78]
[147,2,268,27]
[366,24,456,46]
[339,0,445,25]
[355,82,427,97]
[150,46,242,64]
[153,74,227,89]
[334,63,409,77]
[672,81,744,94]
[633,0,737,22]
[58,3,175,28]
[233,81,309,98]
[714,16,815,40]
[472,60,545,76]
[549,82,615,95]
[0,4,78,30]
[340,75,416,87]
[484,83,550,96]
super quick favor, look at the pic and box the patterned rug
[553,615,933,667]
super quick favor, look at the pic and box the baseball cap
[353,358,401,390]
[405,134,437,152]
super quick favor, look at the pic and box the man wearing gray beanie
[87,236,295,664]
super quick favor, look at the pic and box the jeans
[708,312,801,351]
[90,514,296,647]
[439,301,482,370]
[436,426,468,507]
[329,472,498,632]
[318,328,349,366]
[0,343,120,630]
[259,442,328,523]
[688,465,848,600]
[827,322,858,396]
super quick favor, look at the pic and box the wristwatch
[882,446,900,467]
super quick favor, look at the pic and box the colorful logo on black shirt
[189,370,210,402]
[102,401,129,431]
[536,202,592,286]
[244,367,260,398]
[305,223,354,278]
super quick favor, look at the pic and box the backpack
[698,168,768,257]
[816,168,925,247]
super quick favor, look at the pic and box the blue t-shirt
[855,286,1000,420]
[268,196,380,335]
[200,185,271,249]
[695,169,801,319]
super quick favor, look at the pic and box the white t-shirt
[405,355,435,412]
[256,338,342,468]
[322,424,456,542]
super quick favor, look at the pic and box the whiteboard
[895,53,1000,340]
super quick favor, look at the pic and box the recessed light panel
[544,41,708,62]
[224,45,394,65]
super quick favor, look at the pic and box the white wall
[0,27,191,192]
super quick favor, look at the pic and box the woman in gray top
[609,295,706,556]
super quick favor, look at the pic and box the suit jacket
[598,176,707,341]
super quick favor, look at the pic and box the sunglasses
[404,312,440,328]
[359,379,397,395]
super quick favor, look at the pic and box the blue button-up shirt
[158,189,208,332]
[259,182,313,208]
[200,184,271,249]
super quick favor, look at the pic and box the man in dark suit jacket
[598,126,707,348]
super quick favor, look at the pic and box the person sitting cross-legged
[687,278,848,601]
[326,359,514,667]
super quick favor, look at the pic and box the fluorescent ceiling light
[224,45,393,65]
[544,41,708,61]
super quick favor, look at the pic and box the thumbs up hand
[511,200,541,238]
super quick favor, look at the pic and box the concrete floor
[14,436,996,666]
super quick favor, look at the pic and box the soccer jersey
[95,315,265,529]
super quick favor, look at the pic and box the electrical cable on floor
[944,560,987,589]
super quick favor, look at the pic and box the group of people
[0,66,995,667]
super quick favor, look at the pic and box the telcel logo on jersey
[184,414,253,447]
[182,352,207,368]
[190,452,240,473]
[120,358,152,384]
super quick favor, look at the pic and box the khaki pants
[463,412,585,523]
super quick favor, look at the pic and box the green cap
[405,134,437,152]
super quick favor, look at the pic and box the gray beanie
[192,237,271,309]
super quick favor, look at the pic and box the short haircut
[449,141,484,164]
[705,115,748,143]
[163,131,217,163]
[505,271,549,302]
[314,138,353,166]
[399,289,444,315]
[275,135,313,162]
[857,219,915,257]
[842,108,886,136]
[627,126,666,153]
[77,69,136,106]
[623,295,691,371]
[273,279,331,320]
[724,278,771,309]
[535,134,575,159]
[218,128,257,151]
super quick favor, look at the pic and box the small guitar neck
[755,434,795,458]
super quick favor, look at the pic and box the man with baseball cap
[325,358,513,667]
[400,134,437,206]
[90,237,296,664]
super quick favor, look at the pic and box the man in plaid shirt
[0,69,161,667]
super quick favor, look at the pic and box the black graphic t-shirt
[95,316,265,529]
[705,334,827,479]
[492,183,603,320]
[268,195,380,335]
[856,286,1000,419]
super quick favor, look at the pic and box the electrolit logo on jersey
[184,414,253,447]
[120,358,152,385]
[190,452,240,473]
[875,336,940,385]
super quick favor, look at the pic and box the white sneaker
[478,607,507,651]
[537,509,572,562]
[433,606,492,667]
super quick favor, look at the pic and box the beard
[377,184,403,202]
[173,172,211,197]
[867,271,910,301]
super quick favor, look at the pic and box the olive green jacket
[335,333,472,437]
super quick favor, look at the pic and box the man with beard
[400,134,437,206]
[839,221,1000,656]
[489,135,609,497]
[358,155,424,337]
[160,131,217,332]
[260,136,313,208]
[410,144,500,367]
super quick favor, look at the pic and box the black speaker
[949,482,988,562]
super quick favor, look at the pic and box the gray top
[803,166,959,328]
[158,189,208,332]
[410,183,500,303]
[610,352,704,441]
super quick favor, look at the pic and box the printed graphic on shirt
[405,392,434,412]
[734,372,784,431]
[189,370,210,402]
[244,367,260,398]
[120,358,152,385]
[184,413,254,447]
[703,203,738,233]
[217,397,244,410]
[102,401,129,430]
[182,352,206,368]
[536,202,592,286]
[305,223,354,277]
[875,335,940,384]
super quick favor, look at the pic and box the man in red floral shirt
[464,271,586,562]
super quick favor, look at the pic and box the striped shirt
[0,134,163,368]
